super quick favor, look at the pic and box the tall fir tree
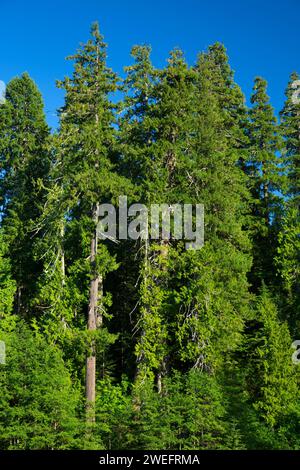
[34,23,128,426]
[170,45,251,373]
[0,73,50,316]
[280,72,300,202]
[246,77,283,289]
[276,72,300,328]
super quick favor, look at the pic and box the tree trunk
[86,44,101,421]
[86,203,100,422]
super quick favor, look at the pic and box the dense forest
[0,22,299,450]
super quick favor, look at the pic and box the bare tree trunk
[86,41,101,422]
[86,203,100,422]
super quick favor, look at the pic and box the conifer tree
[136,48,197,390]
[196,43,248,149]
[113,45,157,383]
[246,77,283,288]
[242,290,300,444]
[171,46,251,373]
[0,320,81,449]
[120,47,199,391]
[280,72,300,202]
[134,370,230,450]
[0,73,50,315]
[118,45,167,390]
[276,73,300,327]
[43,23,127,424]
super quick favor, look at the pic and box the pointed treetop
[281,71,300,108]
[91,21,101,39]
[250,77,271,106]
[167,48,185,67]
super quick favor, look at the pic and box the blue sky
[1,0,299,128]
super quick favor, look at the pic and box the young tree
[241,289,300,446]
[0,320,81,449]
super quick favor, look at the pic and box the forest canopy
[0,22,300,450]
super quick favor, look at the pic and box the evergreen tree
[0,320,81,449]
[118,45,173,391]
[280,72,300,202]
[109,45,156,382]
[134,371,230,450]
[276,206,300,329]
[36,23,130,426]
[135,48,197,390]
[276,72,300,328]
[171,45,251,373]
[0,73,50,316]
[240,290,300,448]
[246,77,283,289]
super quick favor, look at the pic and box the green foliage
[0,73,50,315]
[280,72,300,201]
[230,289,300,450]
[245,291,298,427]
[245,77,283,288]
[94,377,134,449]
[277,205,300,309]
[0,23,299,450]
[132,371,238,450]
[0,232,16,319]
[0,320,81,449]
[276,73,300,330]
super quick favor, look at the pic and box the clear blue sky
[1,0,299,128]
